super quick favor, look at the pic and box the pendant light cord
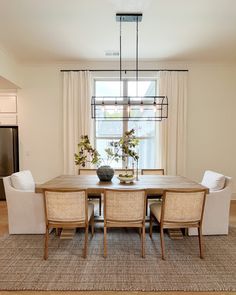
[136,16,139,97]
[120,16,122,96]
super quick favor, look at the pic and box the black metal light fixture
[91,13,168,121]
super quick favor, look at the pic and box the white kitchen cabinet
[0,114,17,125]
[0,95,17,113]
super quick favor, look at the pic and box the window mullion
[122,79,129,169]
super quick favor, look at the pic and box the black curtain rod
[60,69,188,72]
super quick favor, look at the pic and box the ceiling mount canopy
[115,13,143,22]
[91,13,168,122]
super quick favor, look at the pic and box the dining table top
[35,174,209,194]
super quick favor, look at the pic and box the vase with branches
[106,129,139,174]
[74,135,101,167]
[74,129,139,181]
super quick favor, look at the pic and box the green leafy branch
[74,135,101,167]
[74,129,139,168]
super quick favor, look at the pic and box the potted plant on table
[74,135,115,181]
[107,129,139,181]
[74,135,100,167]
[74,129,139,182]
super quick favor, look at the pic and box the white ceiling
[0,0,236,63]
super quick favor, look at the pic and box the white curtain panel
[158,71,188,176]
[62,71,93,174]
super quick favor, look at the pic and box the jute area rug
[0,227,236,291]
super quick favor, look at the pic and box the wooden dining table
[36,174,208,239]
[36,174,209,194]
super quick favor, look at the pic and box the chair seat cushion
[201,170,225,191]
[150,201,162,222]
[11,170,35,191]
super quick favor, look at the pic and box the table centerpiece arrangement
[74,129,139,182]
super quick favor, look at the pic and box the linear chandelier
[91,13,168,121]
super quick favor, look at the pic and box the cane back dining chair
[141,169,165,215]
[141,169,165,176]
[149,189,206,260]
[43,189,94,260]
[104,189,146,258]
[78,169,102,216]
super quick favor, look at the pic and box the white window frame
[94,78,157,169]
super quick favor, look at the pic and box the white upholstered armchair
[189,170,232,236]
[3,170,45,234]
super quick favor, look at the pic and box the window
[94,79,157,169]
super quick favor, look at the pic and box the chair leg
[138,227,141,237]
[149,212,153,238]
[146,198,148,216]
[55,228,59,236]
[83,225,88,258]
[198,227,204,259]
[90,212,95,237]
[104,226,107,258]
[44,226,49,260]
[160,227,165,260]
[142,224,146,258]
[99,197,102,216]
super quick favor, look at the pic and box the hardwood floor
[0,200,235,295]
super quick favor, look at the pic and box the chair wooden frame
[78,169,102,216]
[78,168,97,175]
[43,189,94,260]
[149,189,206,260]
[141,169,165,216]
[103,189,146,258]
[141,169,165,175]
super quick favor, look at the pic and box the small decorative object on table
[97,165,114,182]
[74,129,139,182]
[74,135,115,182]
[117,174,136,184]
[109,129,139,182]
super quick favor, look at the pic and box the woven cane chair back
[44,190,87,222]
[105,189,146,222]
[162,190,206,223]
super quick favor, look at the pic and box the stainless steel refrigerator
[0,126,19,200]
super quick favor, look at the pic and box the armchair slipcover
[189,171,232,235]
[3,171,45,234]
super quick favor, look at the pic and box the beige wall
[17,65,62,182]
[187,64,236,183]
[0,48,21,88]
[16,62,236,199]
